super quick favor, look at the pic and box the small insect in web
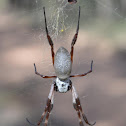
[68,0,77,4]
[26,6,96,126]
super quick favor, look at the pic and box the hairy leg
[72,85,84,126]
[70,6,80,63]
[70,61,93,78]
[34,63,56,78]
[72,86,96,126]
[26,84,54,126]
[43,7,55,65]
[37,84,54,126]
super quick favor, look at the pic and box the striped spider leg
[26,83,55,126]
[70,6,80,63]
[72,86,96,126]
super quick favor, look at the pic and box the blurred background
[0,0,126,126]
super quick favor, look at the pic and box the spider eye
[62,84,64,87]
[54,83,58,92]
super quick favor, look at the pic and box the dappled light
[0,0,126,126]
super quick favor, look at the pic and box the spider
[26,6,96,126]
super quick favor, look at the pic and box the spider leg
[72,86,96,126]
[70,60,93,78]
[44,94,54,126]
[37,84,54,126]
[26,118,37,126]
[43,7,55,65]
[26,84,54,126]
[72,86,84,126]
[34,63,56,78]
[76,98,96,126]
[70,6,80,63]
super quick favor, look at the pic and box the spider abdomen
[54,47,72,79]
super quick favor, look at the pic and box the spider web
[28,0,126,43]
[30,0,78,42]
[94,0,126,20]
[23,0,126,98]
[5,1,126,126]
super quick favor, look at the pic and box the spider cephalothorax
[54,77,72,93]
[27,6,96,126]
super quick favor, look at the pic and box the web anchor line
[95,0,126,20]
